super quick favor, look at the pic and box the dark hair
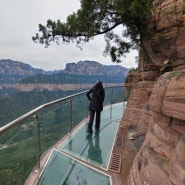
[95,81,103,90]
[96,80,102,84]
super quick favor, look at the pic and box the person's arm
[86,89,93,101]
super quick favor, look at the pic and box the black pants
[88,110,101,131]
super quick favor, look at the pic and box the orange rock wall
[124,73,185,185]
[123,0,185,184]
[139,0,185,71]
[151,0,185,63]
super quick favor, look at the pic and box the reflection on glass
[86,132,102,165]
[60,102,125,169]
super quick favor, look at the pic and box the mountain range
[0,59,129,95]
[0,59,128,77]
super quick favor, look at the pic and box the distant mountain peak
[64,60,129,76]
[0,59,44,75]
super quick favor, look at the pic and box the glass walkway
[36,102,126,185]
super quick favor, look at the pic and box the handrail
[0,85,126,135]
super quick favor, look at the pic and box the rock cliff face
[64,60,128,76]
[122,0,185,184]
[0,59,44,75]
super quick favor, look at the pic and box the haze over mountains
[0,59,128,76]
[0,59,129,95]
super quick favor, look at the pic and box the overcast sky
[0,0,138,71]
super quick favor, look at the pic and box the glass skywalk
[36,102,126,185]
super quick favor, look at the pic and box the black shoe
[95,126,99,132]
[87,129,93,134]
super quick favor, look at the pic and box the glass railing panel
[111,86,125,104]
[38,99,72,153]
[0,117,35,185]
[103,86,124,105]
[70,93,88,129]
[102,86,125,120]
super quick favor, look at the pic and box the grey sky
[0,0,138,71]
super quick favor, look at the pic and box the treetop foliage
[33,0,153,63]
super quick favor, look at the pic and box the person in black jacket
[86,80,105,133]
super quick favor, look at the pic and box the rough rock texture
[122,0,185,184]
[124,72,185,185]
[163,74,185,120]
[122,81,154,128]
[139,0,185,71]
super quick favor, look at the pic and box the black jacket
[86,86,105,111]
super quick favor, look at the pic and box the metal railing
[0,90,89,135]
[0,86,125,185]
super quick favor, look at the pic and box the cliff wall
[64,60,128,76]
[122,0,185,184]
[17,83,124,91]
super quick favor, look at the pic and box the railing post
[123,86,125,109]
[69,99,72,133]
[86,97,89,119]
[33,114,41,172]
[110,88,113,120]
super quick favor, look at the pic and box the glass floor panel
[59,102,125,169]
[37,149,111,185]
